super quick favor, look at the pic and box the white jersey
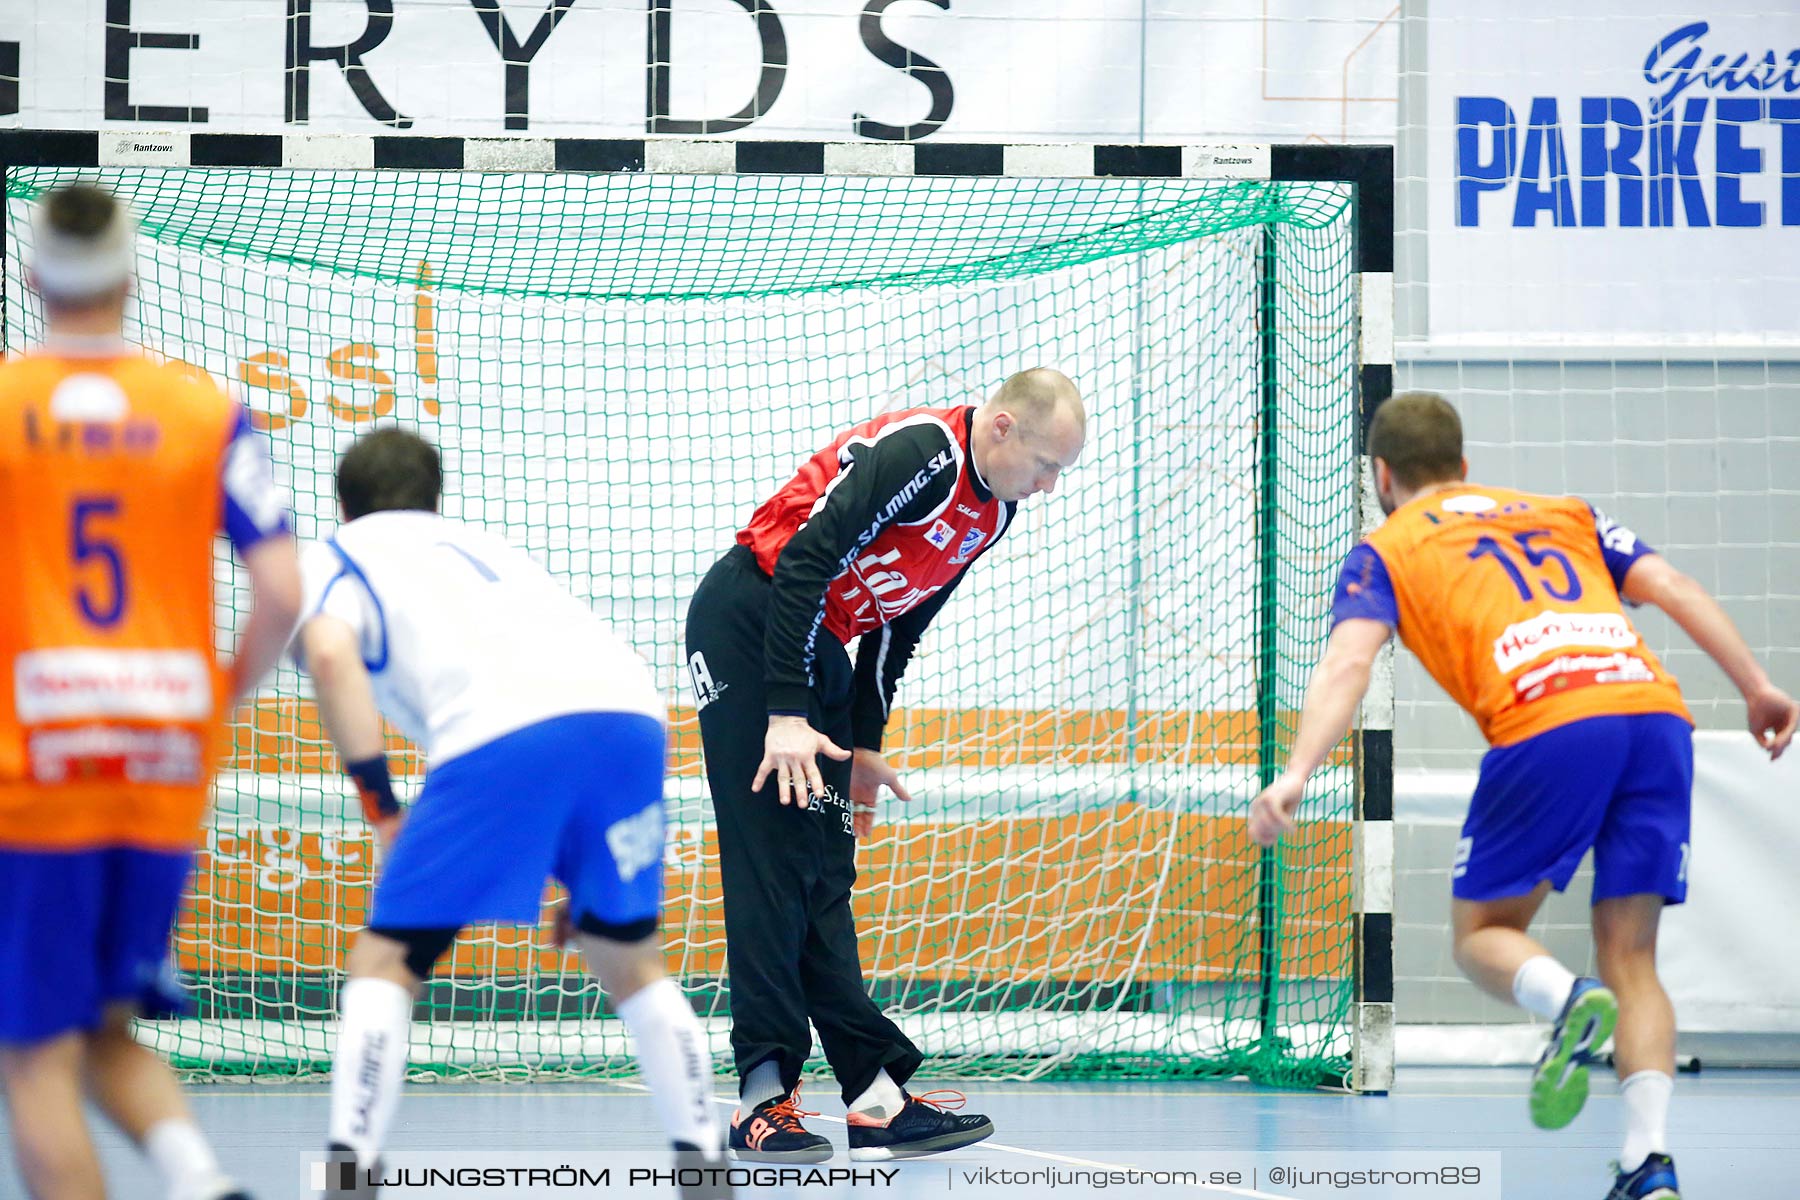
[296,511,663,764]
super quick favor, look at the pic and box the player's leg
[576,930,719,1147]
[702,732,823,1160]
[84,1003,244,1200]
[0,843,239,1200]
[1593,896,1675,1080]
[552,710,722,1160]
[686,551,829,1161]
[1588,713,1693,1200]
[82,846,245,1200]
[800,879,993,1162]
[1,1033,104,1200]
[796,645,992,1162]
[324,926,448,1186]
[1451,879,1557,1003]
[794,646,920,1107]
[1593,893,1677,1200]
[1449,716,1631,1131]
[0,846,108,1200]
[326,730,567,1180]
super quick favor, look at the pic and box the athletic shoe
[847,1089,995,1161]
[728,1088,834,1163]
[1605,1153,1680,1199]
[1530,977,1618,1129]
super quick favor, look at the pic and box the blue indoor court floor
[4,1069,1795,1200]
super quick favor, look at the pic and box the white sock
[847,1068,905,1122]
[1511,956,1578,1021]
[143,1119,232,1200]
[329,977,413,1170]
[1619,1070,1673,1173]
[741,1058,785,1110]
[617,978,723,1157]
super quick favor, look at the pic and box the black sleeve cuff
[850,714,885,753]
[766,684,812,717]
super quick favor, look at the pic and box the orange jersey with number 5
[1339,484,1690,747]
[0,347,269,851]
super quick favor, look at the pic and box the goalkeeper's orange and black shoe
[847,1090,994,1161]
[728,1088,834,1163]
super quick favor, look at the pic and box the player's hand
[850,748,914,839]
[1745,683,1800,760]
[1248,773,1307,847]
[753,715,852,809]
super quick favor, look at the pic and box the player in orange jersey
[0,186,301,1200]
[1248,392,1796,1200]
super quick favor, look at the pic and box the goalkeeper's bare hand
[754,714,852,809]
[1248,773,1306,847]
[850,748,915,839]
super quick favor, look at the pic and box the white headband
[31,195,137,302]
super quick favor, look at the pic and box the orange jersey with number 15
[1334,484,1690,747]
[0,344,290,851]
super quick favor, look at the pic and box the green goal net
[3,159,1361,1088]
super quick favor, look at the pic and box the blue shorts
[1455,712,1693,905]
[0,846,194,1045]
[370,711,667,932]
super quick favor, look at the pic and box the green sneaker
[1530,977,1618,1130]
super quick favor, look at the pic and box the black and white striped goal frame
[0,128,1396,1095]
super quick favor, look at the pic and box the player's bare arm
[1248,617,1393,847]
[230,534,303,708]
[301,615,403,845]
[1622,554,1798,758]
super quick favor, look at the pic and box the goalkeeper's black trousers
[684,545,924,1105]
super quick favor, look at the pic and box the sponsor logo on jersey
[27,724,203,785]
[1493,610,1639,674]
[925,518,956,550]
[1442,493,1497,514]
[23,405,161,456]
[1513,651,1657,702]
[956,503,983,518]
[15,648,213,721]
[844,546,946,621]
[950,528,987,564]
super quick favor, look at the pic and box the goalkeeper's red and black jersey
[737,404,1015,747]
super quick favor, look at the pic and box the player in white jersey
[292,429,722,1195]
